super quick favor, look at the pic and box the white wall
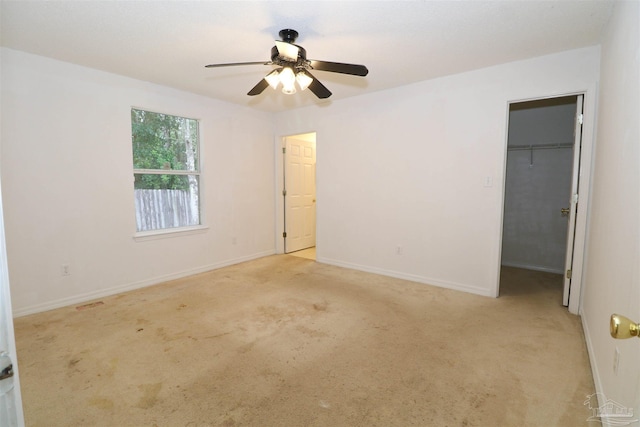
[275,46,600,298]
[581,0,640,421]
[0,45,602,315]
[0,48,276,315]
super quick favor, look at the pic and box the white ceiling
[0,1,614,113]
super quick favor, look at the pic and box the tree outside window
[131,109,200,232]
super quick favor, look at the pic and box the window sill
[133,225,209,242]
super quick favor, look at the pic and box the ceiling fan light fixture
[265,69,281,89]
[206,29,367,99]
[296,71,313,91]
[279,67,297,94]
[282,85,297,95]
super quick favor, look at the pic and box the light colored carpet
[14,256,597,426]
[288,247,316,260]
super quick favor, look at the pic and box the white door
[284,134,316,253]
[562,94,584,306]
[0,180,25,426]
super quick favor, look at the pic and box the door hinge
[572,193,579,203]
[283,232,287,238]
[578,114,583,125]
[566,269,572,279]
[282,147,286,154]
[282,189,287,196]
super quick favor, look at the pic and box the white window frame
[131,108,207,239]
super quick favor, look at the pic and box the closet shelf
[507,143,573,151]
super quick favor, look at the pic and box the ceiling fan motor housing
[271,45,307,64]
[279,29,299,43]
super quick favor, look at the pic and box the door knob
[561,207,570,217]
[0,352,14,395]
[0,364,12,381]
[0,352,13,381]
[610,314,640,339]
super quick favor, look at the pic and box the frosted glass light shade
[265,69,281,89]
[279,67,296,94]
[296,71,313,90]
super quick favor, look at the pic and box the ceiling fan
[205,29,368,99]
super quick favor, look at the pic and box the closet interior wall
[501,96,578,274]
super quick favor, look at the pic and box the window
[131,109,200,232]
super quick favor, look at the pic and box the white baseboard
[581,313,609,425]
[501,261,564,275]
[13,250,275,317]
[317,257,494,297]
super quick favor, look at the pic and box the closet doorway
[500,95,584,307]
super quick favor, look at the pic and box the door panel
[563,95,584,306]
[285,135,316,253]
[0,179,25,426]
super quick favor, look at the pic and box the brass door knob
[610,314,640,339]
[561,207,570,217]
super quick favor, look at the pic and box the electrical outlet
[61,264,71,276]
[396,245,403,255]
[613,347,620,375]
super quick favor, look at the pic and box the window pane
[131,108,202,233]
[131,109,198,171]
[134,174,200,232]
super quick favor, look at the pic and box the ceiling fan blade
[247,78,270,96]
[309,60,369,76]
[275,41,300,61]
[304,71,332,99]
[205,61,269,68]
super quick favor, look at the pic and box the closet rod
[508,143,573,151]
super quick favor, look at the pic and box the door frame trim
[496,89,596,314]
[274,131,317,255]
